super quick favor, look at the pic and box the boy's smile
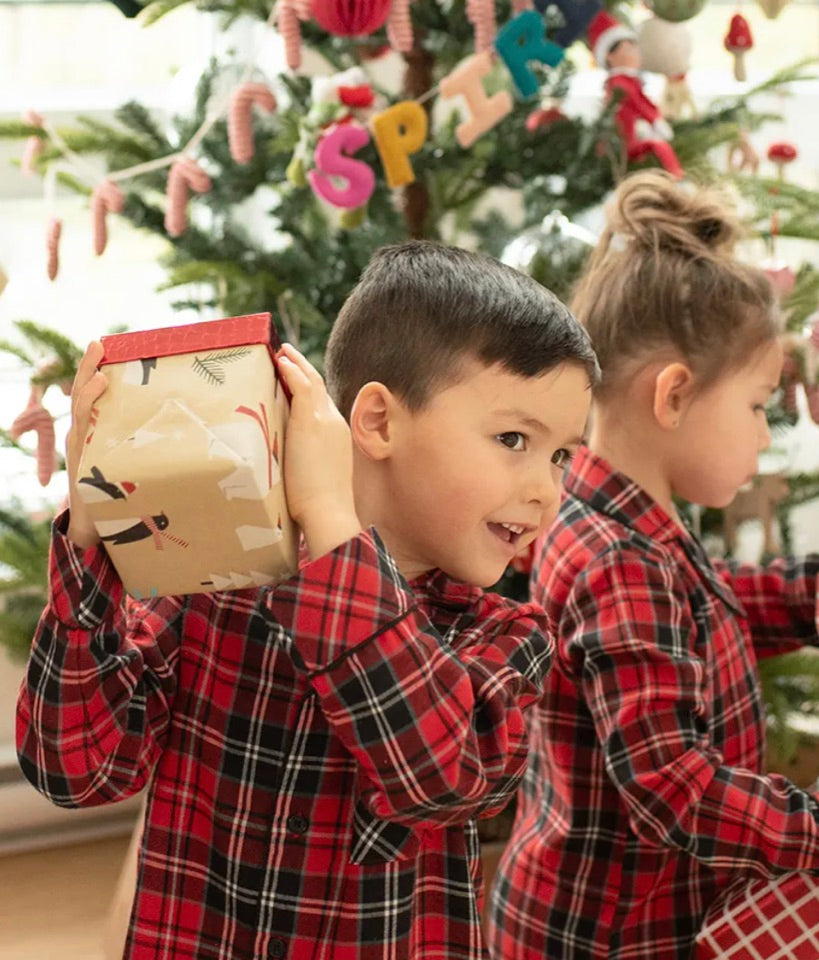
[357,359,592,587]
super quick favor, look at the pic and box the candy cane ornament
[466,0,497,52]
[91,180,125,256]
[46,217,62,281]
[278,0,303,70]
[8,389,58,487]
[164,157,212,237]
[228,82,277,165]
[21,110,45,176]
[386,0,413,53]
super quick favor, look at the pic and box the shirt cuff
[267,527,417,673]
[50,509,123,628]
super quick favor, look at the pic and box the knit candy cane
[46,217,62,281]
[164,157,212,237]
[91,180,125,256]
[466,0,497,52]
[228,82,277,165]
[511,0,533,12]
[294,0,312,18]
[21,109,45,176]
[277,0,303,70]
[9,390,57,487]
[387,0,413,53]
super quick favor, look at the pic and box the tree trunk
[401,35,434,239]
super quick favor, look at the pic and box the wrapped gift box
[76,312,298,598]
[696,871,819,960]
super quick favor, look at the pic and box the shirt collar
[565,445,691,546]
[565,446,746,614]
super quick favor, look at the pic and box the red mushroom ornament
[724,14,753,82]
[767,141,798,180]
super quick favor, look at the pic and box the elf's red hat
[587,10,635,66]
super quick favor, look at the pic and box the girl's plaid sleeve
[713,555,819,660]
[564,548,819,876]
[16,512,180,807]
[267,528,553,828]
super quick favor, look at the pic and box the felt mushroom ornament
[768,140,797,180]
[724,14,753,81]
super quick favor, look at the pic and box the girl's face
[670,338,784,509]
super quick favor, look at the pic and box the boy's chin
[440,562,507,590]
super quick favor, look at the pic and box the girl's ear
[349,382,398,460]
[653,361,696,430]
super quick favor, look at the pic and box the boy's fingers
[278,343,324,387]
[276,353,312,395]
[72,341,104,394]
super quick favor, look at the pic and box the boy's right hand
[66,341,107,549]
[276,343,361,560]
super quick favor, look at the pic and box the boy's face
[374,359,591,587]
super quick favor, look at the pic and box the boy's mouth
[487,521,527,545]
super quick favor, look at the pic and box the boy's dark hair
[325,240,600,418]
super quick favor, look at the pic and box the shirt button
[287,814,308,835]
[268,937,286,958]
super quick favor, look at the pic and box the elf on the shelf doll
[588,10,684,179]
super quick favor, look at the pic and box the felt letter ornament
[371,100,428,188]
[695,871,819,960]
[439,52,513,148]
[76,313,298,598]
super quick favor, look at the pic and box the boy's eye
[497,432,526,451]
[551,448,573,468]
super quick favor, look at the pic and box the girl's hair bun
[607,171,741,258]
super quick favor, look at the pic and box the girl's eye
[497,432,526,451]
[551,448,572,468]
[753,404,767,415]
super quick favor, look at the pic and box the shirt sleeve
[266,528,553,828]
[563,547,819,876]
[15,510,181,807]
[712,555,819,660]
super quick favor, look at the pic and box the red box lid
[99,313,281,365]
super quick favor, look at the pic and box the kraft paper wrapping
[76,316,297,598]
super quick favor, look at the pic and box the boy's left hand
[276,343,362,560]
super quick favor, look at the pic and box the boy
[17,241,597,960]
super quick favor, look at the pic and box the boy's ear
[653,361,695,430]
[349,381,398,460]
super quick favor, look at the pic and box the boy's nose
[525,465,560,521]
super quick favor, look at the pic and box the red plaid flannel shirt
[489,447,819,960]
[16,512,553,960]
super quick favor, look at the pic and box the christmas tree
[1,0,819,777]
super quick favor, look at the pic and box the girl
[489,171,819,960]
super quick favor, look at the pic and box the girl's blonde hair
[571,171,780,397]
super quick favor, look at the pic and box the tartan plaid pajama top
[489,447,819,960]
[16,512,553,960]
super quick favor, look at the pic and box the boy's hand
[66,341,107,549]
[276,343,361,559]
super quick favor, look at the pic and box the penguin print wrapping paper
[76,312,298,598]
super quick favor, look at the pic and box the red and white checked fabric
[696,872,819,960]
